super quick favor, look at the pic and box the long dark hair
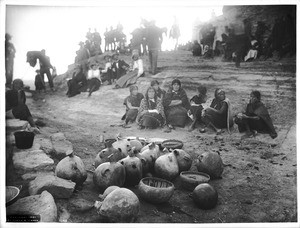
[145,87,158,109]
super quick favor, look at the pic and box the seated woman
[66,64,87,98]
[87,62,101,97]
[163,79,190,132]
[234,90,277,139]
[115,51,144,88]
[100,55,113,84]
[111,53,130,81]
[188,85,207,132]
[6,79,39,133]
[136,87,166,129]
[202,88,233,134]
[122,85,144,127]
[151,80,166,99]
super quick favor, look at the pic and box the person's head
[41,49,46,55]
[172,79,181,92]
[146,86,156,100]
[12,79,24,90]
[129,85,138,96]
[79,41,84,47]
[197,85,207,102]
[104,55,111,62]
[35,69,40,74]
[151,80,159,91]
[5,33,12,41]
[250,90,261,103]
[214,88,225,101]
[132,52,139,61]
[112,53,119,61]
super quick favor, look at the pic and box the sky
[4,2,223,84]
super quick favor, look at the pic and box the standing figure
[5,33,16,88]
[169,18,181,51]
[145,20,162,75]
[34,69,45,92]
[39,49,55,91]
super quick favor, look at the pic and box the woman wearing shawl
[122,85,144,127]
[188,85,207,132]
[163,79,190,132]
[115,51,144,88]
[234,90,277,139]
[202,88,233,134]
[136,87,166,129]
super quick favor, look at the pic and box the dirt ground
[6,50,297,224]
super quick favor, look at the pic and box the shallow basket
[138,177,174,204]
[6,186,20,206]
[161,139,183,150]
[180,171,210,191]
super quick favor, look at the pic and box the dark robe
[111,60,129,80]
[235,101,277,138]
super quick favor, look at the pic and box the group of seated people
[122,79,278,139]
[67,51,144,97]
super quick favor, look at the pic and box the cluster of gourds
[54,135,225,222]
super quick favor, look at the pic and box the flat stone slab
[21,171,55,181]
[29,175,76,198]
[13,150,54,175]
[34,137,54,154]
[50,132,73,157]
[6,190,57,222]
[6,119,29,132]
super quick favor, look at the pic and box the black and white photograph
[1,0,298,227]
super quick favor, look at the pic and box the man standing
[5,33,16,88]
[145,20,162,75]
[40,49,55,91]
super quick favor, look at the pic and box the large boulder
[6,119,29,132]
[34,137,54,154]
[6,190,57,222]
[21,171,55,181]
[29,174,76,198]
[13,150,54,175]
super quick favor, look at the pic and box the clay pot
[95,188,140,223]
[119,149,143,186]
[112,137,131,157]
[196,152,224,179]
[154,151,179,181]
[138,177,174,204]
[93,156,126,193]
[127,137,144,152]
[138,142,160,175]
[180,171,210,191]
[98,186,120,201]
[192,183,218,209]
[94,141,125,168]
[55,153,87,185]
[173,149,192,172]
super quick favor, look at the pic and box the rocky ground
[6,50,297,224]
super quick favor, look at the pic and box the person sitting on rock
[234,90,277,139]
[136,86,166,129]
[100,55,113,85]
[66,64,87,98]
[188,85,207,132]
[6,79,39,133]
[201,88,233,134]
[151,80,166,99]
[163,79,190,132]
[122,85,144,127]
[87,62,101,97]
[111,53,130,82]
[115,51,144,88]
